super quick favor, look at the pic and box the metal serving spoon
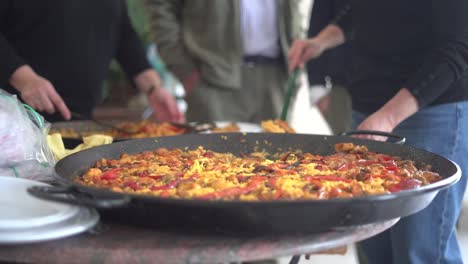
[70,112,138,135]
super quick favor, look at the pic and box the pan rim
[56,133,461,207]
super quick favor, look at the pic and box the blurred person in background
[144,0,312,123]
[289,0,468,263]
[0,0,184,123]
[306,0,352,134]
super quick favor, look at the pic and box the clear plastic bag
[0,89,55,181]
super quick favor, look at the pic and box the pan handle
[339,130,406,145]
[28,185,131,208]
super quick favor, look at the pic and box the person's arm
[143,0,199,93]
[402,0,468,109]
[358,0,468,138]
[288,24,346,71]
[307,0,350,113]
[115,0,184,123]
[0,1,24,84]
[0,3,70,119]
[0,36,26,86]
[288,0,350,71]
[306,0,334,86]
[133,69,185,123]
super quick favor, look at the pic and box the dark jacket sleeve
[403,0,468,108]
[115,0,151,81]
[330,0,352,40]
[0,1,26,86]
[307,0,351,86]
[306,0,333,86]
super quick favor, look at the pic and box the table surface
[0,218,398,264]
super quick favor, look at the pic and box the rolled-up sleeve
[0,35,26,85]
[115,1,151,80]
[403,0,468,108]
[0,1,26,85]
[330,1,352,40]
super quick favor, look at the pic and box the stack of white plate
[0,176,99,244]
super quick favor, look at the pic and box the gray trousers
[185,63,287,123]
[323,85,352,134]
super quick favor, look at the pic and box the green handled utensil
[280,68,299,121]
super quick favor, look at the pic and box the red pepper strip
[388,178,422,193]
[269,163,296,175]
[280,152,291,162]
[150,179,181,191]
[337,163,352,171]
[101,168,121,180]
[379,155,395,162]
[384,162,399,172]
[147,175,163,180]
[268,178,283,200]
[124,181,142,191]
[139,172,164,181]
[136,125,149,133]
[199,176,267,200]
[188,173,199,179]
[203,151,214,158]
[305,175,351,183]
[306,178,323,188]
[167,124,185,133]
[236,175,248,183]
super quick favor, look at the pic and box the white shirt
[240,0,280,57]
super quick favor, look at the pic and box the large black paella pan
[29,132,461,234]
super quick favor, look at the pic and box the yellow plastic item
[47,133,113,161]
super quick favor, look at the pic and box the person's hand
[148,85,185,123]
[355,88,419,141]
[134,69,185,123]
[10,65,71,120]
[182,70,200,95]
[356,111,396,141]
[288,38,326,71]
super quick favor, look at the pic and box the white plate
[0,177,80,229]
[0,207,99,244]
[213,121,263,133]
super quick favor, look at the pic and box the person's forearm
[315,24,346,52]
[134,69,162,94]
[9,65,36,91]
[378,88,419,128]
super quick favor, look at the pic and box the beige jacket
[144,0,311,90]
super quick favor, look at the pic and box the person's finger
[287,41,302,70]
[162,97,181,122]
[36,88,55,114]
[31,93,49,113]
[288,41,305,71]
[288,40,307,58]
[287,41,301,60]
[48,89,71,120]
